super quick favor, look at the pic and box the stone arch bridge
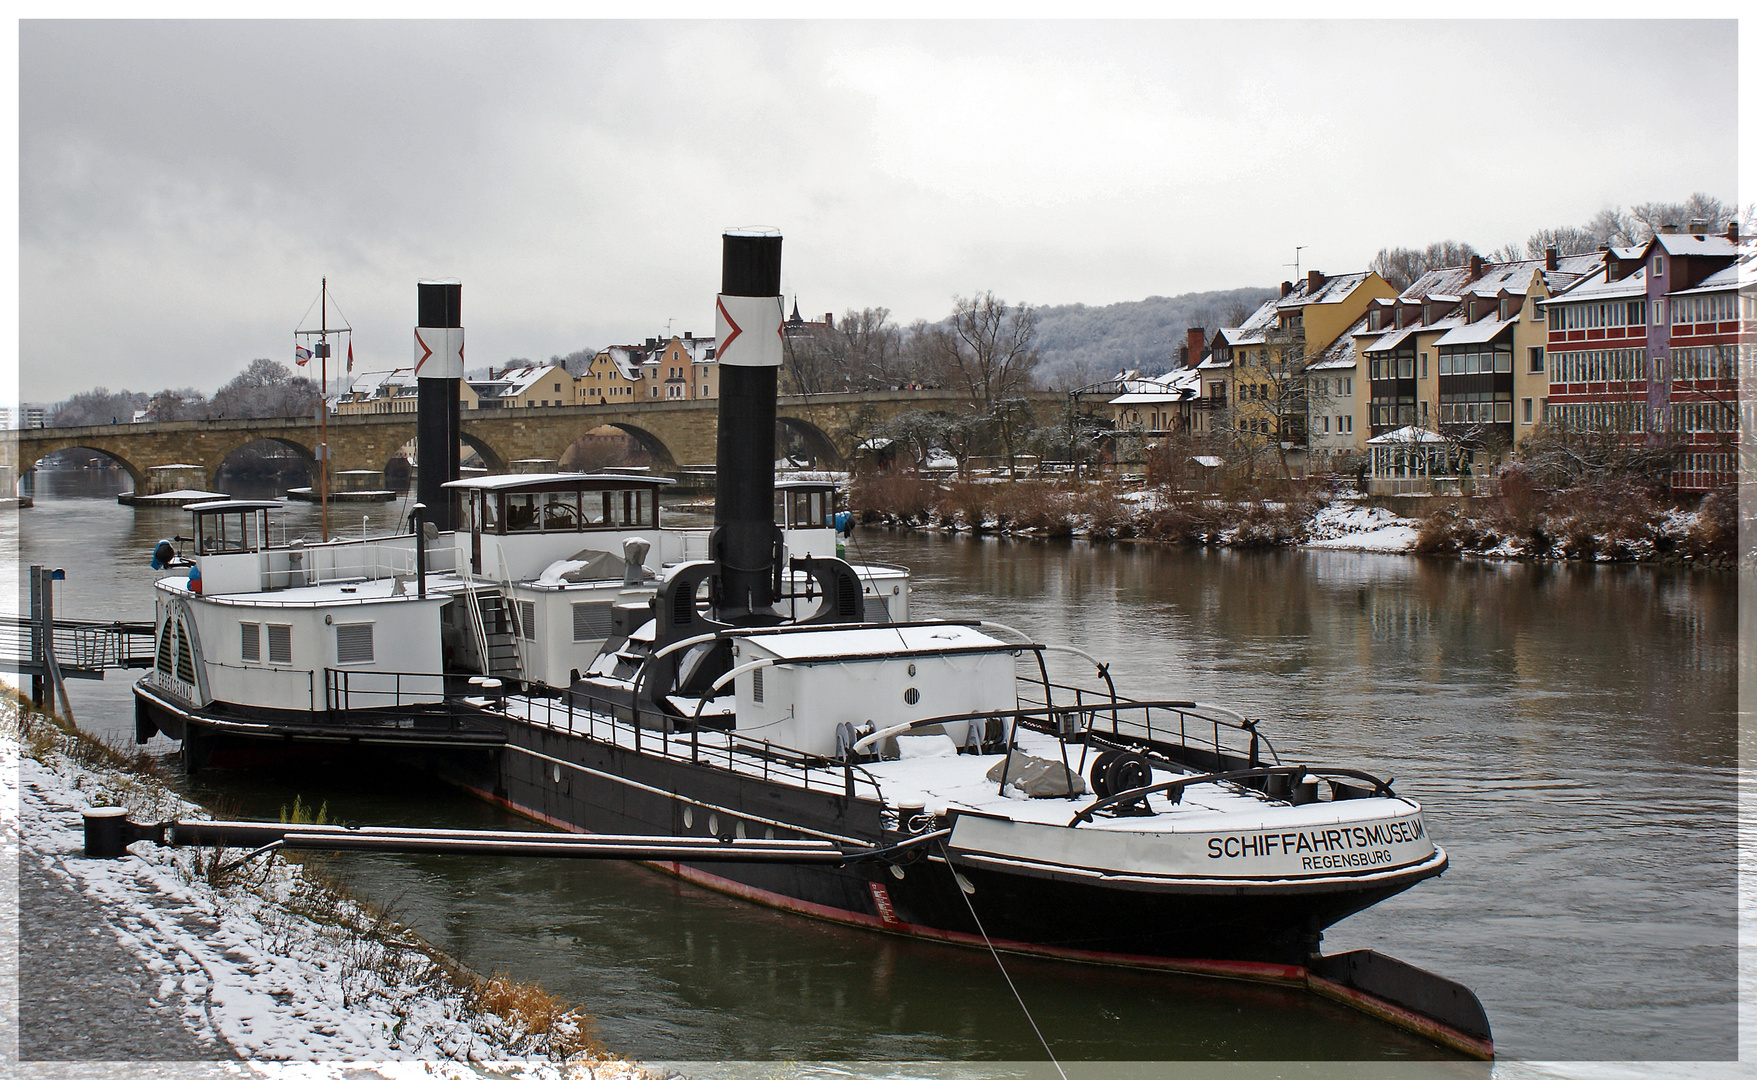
[4,390,1071,490]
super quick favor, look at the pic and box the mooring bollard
[83,807,131,859]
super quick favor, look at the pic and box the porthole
[955,872,975,895]
[708,813,719,835]
[735,821,747,840]
[907,663,916,677]
[889,864,906,881]
[551,764,562,783]
[682,806,693,830]
[764,826,775,840]
[903,687,920,706]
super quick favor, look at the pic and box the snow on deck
[504,696,1407,836]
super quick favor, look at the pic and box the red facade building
[1541,224,1749,492]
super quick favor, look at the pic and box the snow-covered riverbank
[4,699,659,1077]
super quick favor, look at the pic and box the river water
[8,469,1740,1065]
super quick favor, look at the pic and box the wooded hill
[1030,287,1276,388]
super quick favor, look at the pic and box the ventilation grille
[572,603,613,642]
[156,620,173,675]
[752,667,764,704]
[672,585,693,626]
[240,622,260,663]
[175,622,195,683]
[517,600,537,641]
[267,624,292,665]
[837,575,860,619]
[335,623,373,665]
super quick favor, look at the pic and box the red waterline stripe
[460,782,1492,1060]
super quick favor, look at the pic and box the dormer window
[1654,256,1666,278]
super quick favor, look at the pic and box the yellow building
[333,369,483,415]
[644,333,719,401]
[1201,269,1394,474]
[496,363,578,408]
[580,347,647,403]
[1355,251,1604,466]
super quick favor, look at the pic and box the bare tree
[209,358,322,419]
[940,292,1041,413]
[145,387,209,422]
[49,387,149,427]
[1369,241,1481,292]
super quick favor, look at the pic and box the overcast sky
[14,19,1741,403]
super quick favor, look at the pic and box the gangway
[1,565,155,711]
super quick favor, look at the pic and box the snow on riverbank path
[3,710,659,1078]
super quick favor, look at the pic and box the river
[7,468,1740,1066]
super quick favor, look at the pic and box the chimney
[1688,218,1710,235]
[1307,270,1325,294]
[1186,327,1206,368]
[1659,222,1681,234]
[1728,221,1740,243]
[414,279,464,532]
[684,330,693,341]
[1468,254,1484,279]
[1280,281,1294,298]
[1545,248,1559,271]
[824,313,834,329]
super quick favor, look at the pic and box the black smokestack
[711,230,784,623]
[415,280,463,531]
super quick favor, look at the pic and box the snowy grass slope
[4,700,657,1077]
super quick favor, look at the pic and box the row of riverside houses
[334,301,836,417]
[333,332,717,416]
[1107,222,1751,494]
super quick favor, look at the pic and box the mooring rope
[937,839,1069,1080]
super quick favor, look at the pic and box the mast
[319,278,329,542]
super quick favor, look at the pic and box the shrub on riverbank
[1409,480,1734,565]
[852,475,1322,547]
[851,472,1733,566]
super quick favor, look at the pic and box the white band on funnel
[414,327,465,379]
[714,294,784,368]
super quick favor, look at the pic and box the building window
[1420,354,1428,379]
[1344,415,1353,433]
[1654,256,1665,279]
[1419,400,1428,423]
[1522,398,1533,424]
[1529,347,1544,373]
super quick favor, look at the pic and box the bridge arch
[216,437,315,493]
[556,423,679,476]
[27,444,147,491]
[776,417,843,470]
[460,433,507,475]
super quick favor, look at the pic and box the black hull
[442,716,1436,970]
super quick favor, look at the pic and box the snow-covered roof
[1402,254,1601,303]
[1109,367,1200,404]
[1669,248,1757,295]
[1652,232,1742,257]
[739,623,1009,662]
[1361,324,1421,353]
[1545,265,1647,304]
[342,368,418,399]
[1191,455,1223,467]
[1432,316,1516,347]
[499,364,568,397]
[1366,426,1448,445]
[443,472,674,491]
[1273,271,1371,309]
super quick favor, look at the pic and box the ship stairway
[461,586,522,682]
